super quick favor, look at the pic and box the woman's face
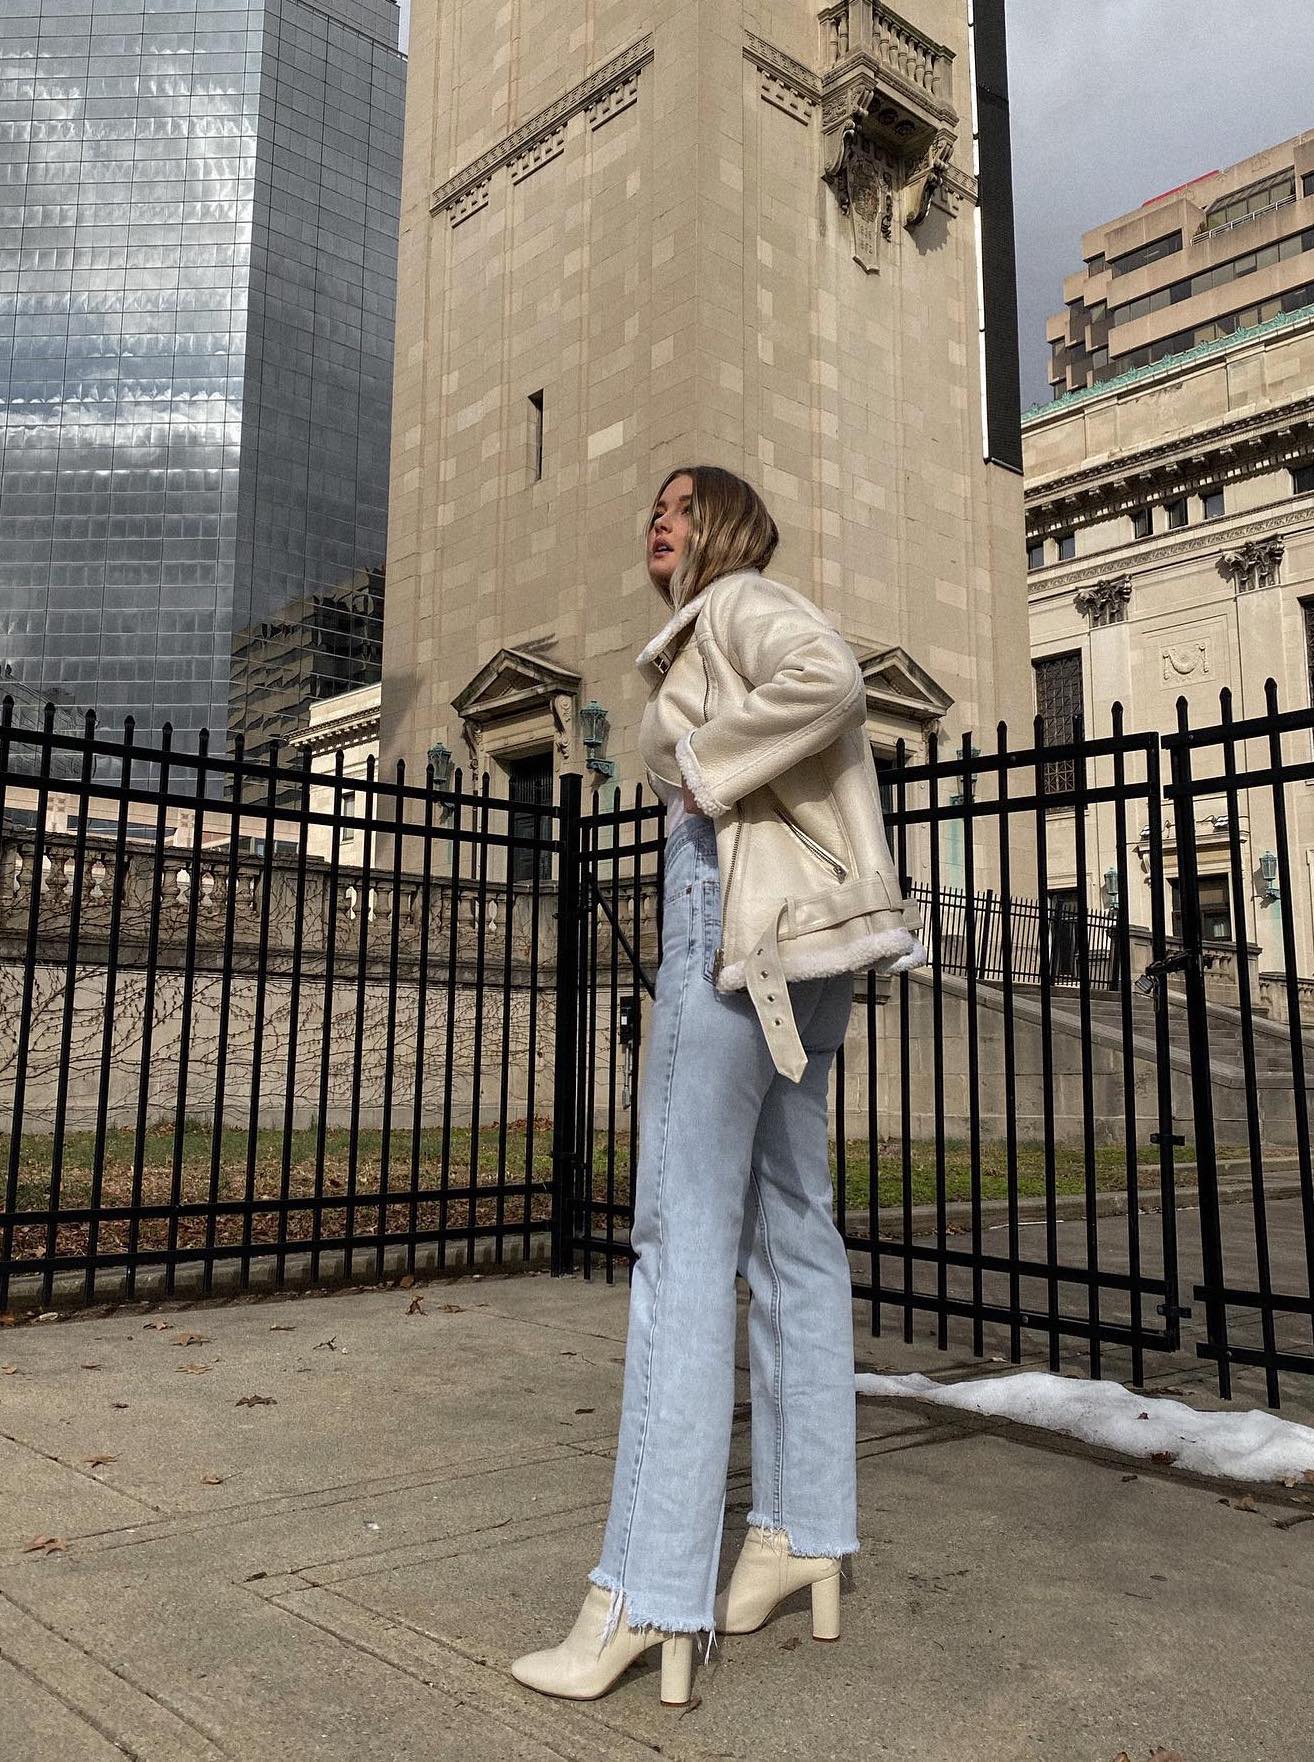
[646,473,693,593]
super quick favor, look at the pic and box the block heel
[811,1570,841,1642]
[660,1634,695,1705]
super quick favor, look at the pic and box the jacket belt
[742,876,906,1083]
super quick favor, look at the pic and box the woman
[511,466,925,1706]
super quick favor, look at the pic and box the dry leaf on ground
[144,1320,170,1331]
[269,1324,296,1333]
[1147,1751,1187,1762]
[83,1452,118,1468]
[174,1332,210,1347]
[0,1313,17,1327]
[176,1363,210,1375]
[1150,1450,1178,1466]
[201,1473,225,1485]
[406,1296,426,1315]
[80,1362,101,1370]
[399,1274,415,1289]
[235,1394,277,1408]
[23,1535,68,1553]
[1,1365,17,1375]
[437,1303,464,1314]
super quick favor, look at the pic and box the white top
[650,771,705,837]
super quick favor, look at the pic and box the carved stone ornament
[818,2,960,267]
[1072,575,1133,629]
[550,692,575,763]
[1220,536,1285,593]
[823,118,897,272]
[460,718,484,778]
[903,130,957,227]
[1162,641,1213,683]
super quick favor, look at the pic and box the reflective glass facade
[0,0,403,758]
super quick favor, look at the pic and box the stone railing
[1258,972,1314,1027]
[821,1,950,100]
[0,832,661,981]
[872,2,946,96]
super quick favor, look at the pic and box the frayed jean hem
[588,1565,715,1652]
[744,1514,861,1559]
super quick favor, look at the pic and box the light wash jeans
[590,810,860,1638]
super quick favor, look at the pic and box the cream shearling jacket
[635,566,927,1082]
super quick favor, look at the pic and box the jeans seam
[613,887,695,1582]
[750,1161,787,1529]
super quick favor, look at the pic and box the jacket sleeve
[674,575,866,816]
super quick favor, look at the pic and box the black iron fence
[908,880,1120,988]
[3,688,1314,1406]
[0,704,563,1308]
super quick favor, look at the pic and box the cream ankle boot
[713,1526,842,1640]
[510,1584,695,1705]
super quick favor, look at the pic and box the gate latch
[618,997,639,1111]
[1156,1300,1193,1321]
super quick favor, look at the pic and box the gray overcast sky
[394,1,1313,409]
[1009,0,1314,407]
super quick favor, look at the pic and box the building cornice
[1026,394,1314,518]
[430,36,654,221]
[1023,299,1314,427]
[289,709,381,755]
[1027,500,1314,599]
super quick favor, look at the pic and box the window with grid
[1033,651,1084,798]
[506,750,554,884]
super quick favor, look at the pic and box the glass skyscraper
[0,0,403,760]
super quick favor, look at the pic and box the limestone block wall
[383,0,1031,814]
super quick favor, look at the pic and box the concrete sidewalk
[0,1270,1309,1762]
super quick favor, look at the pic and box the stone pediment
[451,648,582,722]
[858,645,954,727]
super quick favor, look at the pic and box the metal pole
[551,771,583,1276]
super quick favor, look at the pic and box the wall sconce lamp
[427,742,455,821]
[1259,849,1281,902]
[1104,865,1120,911]
[579,699,616,781]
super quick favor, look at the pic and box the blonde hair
[647,466,780,622]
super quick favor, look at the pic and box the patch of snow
[855,1369,1314,1484]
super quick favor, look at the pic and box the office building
[0,0,405,758]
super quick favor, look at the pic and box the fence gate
[1167,685,1314,1406]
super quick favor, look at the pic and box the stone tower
[382,0,1029,801]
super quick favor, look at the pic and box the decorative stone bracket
[1220,536,1285,593]
[1073,575,1133,629]
[817,0,966,271]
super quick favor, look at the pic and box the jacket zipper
[711,808,846,983]
[711,808,740,983]
[777,806,848,880]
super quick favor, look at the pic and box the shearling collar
[633,585,710,671]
